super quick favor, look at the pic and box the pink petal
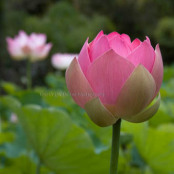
[131,38,141,50]
[109,35,131,57]
[106,65,156,117]
[29,33,46,47]
[145,36,151,44]
[18,30,28,39]
[6,37,26,59]
[78,38,91,75]
[17,31,29,47]
[89,30,104,46]
[86,49,135,105]
[107,32,120,40]
[127,39,155,72]
[6,37,14,47]
[39,43,52,57]
[121,34,131,45]
[89,35,110,62]
[66,58,95,108]
[30,43,52,61]
[151,44,163,96]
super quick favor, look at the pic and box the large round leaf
[17,105,110,174]
[122,122,174,174]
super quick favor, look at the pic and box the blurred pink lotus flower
[6,31,29,60]
[51,53,78,70]
[6,31,52,62]
[66,31,163,127]
[10,113,18,123]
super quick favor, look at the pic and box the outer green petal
[107,65,156,117]
[151,44,163,96]
[66,58,95,108]
[123,94,161,123]
[84,97,118,127]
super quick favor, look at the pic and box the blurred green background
[0,0,174,174]
[0,0,174,86]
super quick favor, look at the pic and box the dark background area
[0,0,174,86]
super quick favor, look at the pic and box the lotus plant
[66,31,163,174]
[7,31,52,88]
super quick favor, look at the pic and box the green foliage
[154,17,174,47]
[0,132,14,145]
[1,0,174,172]
[13,104,111,174]
[45,72,67,90]
[0,65,174,173]
[0,155,36,174]
[23,2,115,53]
[122,122,174,174]
[0,81,21,95]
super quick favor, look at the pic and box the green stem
[36,159,41,174]
[110,119,121,174]
[27,59,32,89]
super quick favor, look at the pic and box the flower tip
[145,36,151,43]
[155,43,160,50]
[47,43,53,49]
[145,36,150,40]
[6,37,11,43]
[99,30,104,34]
[19,30,26,35]
[85,37,89,44]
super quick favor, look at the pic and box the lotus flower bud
[66,31,163,127]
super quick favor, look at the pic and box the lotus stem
[36,159,41,174]
[27,59,32,89]
[110,119,121,174]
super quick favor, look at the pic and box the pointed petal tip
[155,43,160,50]
[78,38,91,74]
[145,36,152,45]
[19,30,27,35]
[66,57,77,74]
[127,37,155,72]
[99,30,104,34]
[89,35,110,61]
[47,43,52,49]
[145,36,150,41]
[84,37,89,45]
[6,37,12,43]
[151,43,163,95]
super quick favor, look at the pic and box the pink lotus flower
[10,113,18,123]
[66,31,163,127]
[51,53,78,70]
[6,31,52,62]
[6,31,29,60]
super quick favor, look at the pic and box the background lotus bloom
[6,31,52,62]
[66,31,163,127]
[51,53,78,70]
[6,31,29,60]
[28,33,52,62]
[10,113,18,123]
